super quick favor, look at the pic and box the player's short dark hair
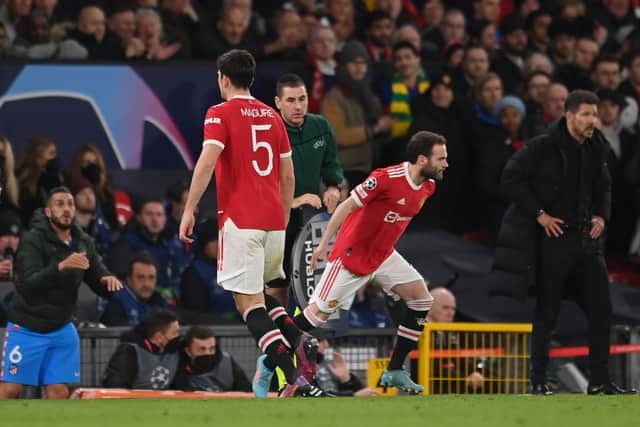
[406,131,447,163]
[139,309,178,338]
[216,49,256,89]
[46,186,73,205]
[184,325,216,346]
[565,90,599,113]
[276,73,306,97]
[127,251,158,277]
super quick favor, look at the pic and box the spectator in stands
[67,144,119,230]
[179,217,238,323]
[470,72,503,155]
[0,0,33,46]
[0,136,20,214]
[524,70,552,116]
[209,4,252,59]
[102,309,181,390]
[596,88,637,254]
[325,0,355,51]
[411,71,471,233]
[71,176,113,258]
[302,23,338,113]
[365,10,394,94]
[425,287,485,393]
[313,332,380,396]
[257,4,306,62]
[7,9,86,59]
[619,50,640,109]
[173,326,251,392]
[164,179,189,237]
[17,137,63,227]
[321,40,391,186]
[381,40,428,164]
[547,18,576,67]
[108,4,145,59]
[491,14,528,95]
[525,9,551,54]
[0,210,21,282]
[555,36,599,91]
[65,5,124,60]
[451,45,489,105]
[525,81,569,138]
[136,7,182,61]
[423,8,465,54]
[523,52,554,76]
[158,0,213,59]
[596,0,638,51]
[421,0,444,33]
[471,0,500,26]
[478,95,528,242]
[468,19,498,54]
[107,198,189,303]
[349,284,394,328]
[591,54,639,130]
[101,252,168,326]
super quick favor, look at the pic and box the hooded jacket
[8,210,112,332]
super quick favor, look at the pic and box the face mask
[81,163,101,185]
[191,354,217,373]
[164,336,183,353]
[45,157,60,174]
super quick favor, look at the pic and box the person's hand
[323,186,340,214]
[373,116,393,135]
[310,242,328,270]
[354,387,380,397]
[0,259,13,275]
[465,371,484,390]
[328,352,350,383]
[100,275,123,293]
[292,193,322,209]
[58,252,90,271]
[150,42,182,60]
[179,209,196,243]
[537,212,565,237]
[125,37,145,58]
[184,0,199,22]
[590,215,605,239]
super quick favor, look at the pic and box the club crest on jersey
[9,364,18,375]
[328,300,339,308]
[363,177,377,191]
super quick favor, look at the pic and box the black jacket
[493,118,611,291]
[8,210,112,332]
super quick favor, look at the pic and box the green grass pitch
[1,395,638,427]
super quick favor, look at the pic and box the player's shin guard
[387,298,433,370]
[244,304,298,384]
[294,305,327,333]
[265,294,302,349]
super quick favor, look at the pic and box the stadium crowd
[1,0,640,395]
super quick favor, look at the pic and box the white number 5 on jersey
[251,124,274,176]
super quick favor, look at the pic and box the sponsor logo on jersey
[383,210,412,223]
[396,198,406,205]
[204,117,221,125]
[313,139,325,149]
[363,177,377,190]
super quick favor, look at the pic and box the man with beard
[291,131,447,395]
[495,90,636,395]
[490,14,528,95]
[173,326,250,392]
[0,187,122,399]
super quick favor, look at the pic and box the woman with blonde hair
[0,136,20,213]
[17,137,63,226]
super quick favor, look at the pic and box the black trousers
[530,229,612,385]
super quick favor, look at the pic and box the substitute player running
[292,131,448,393]
[179,49,325,398]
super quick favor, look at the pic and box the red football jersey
[203,95,292,230]
[328,162,436,275]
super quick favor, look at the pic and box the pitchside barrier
[416,323,640,395]
[0,325,638,396]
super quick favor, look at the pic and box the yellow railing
[417,323,533,395]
